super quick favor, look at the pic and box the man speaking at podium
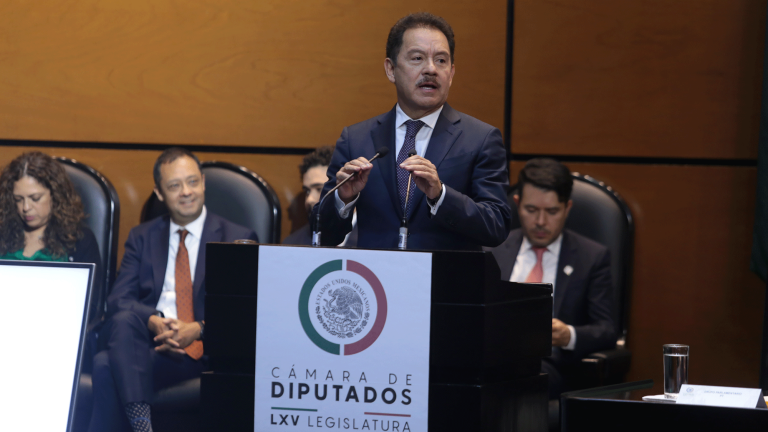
[314,12,510,250]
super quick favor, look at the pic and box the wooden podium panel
[201,243,551,431]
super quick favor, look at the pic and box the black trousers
[87,310,206,432]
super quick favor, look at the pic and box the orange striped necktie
[525,247,548,283]
[175,229,204,360]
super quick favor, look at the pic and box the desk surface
[561,380,768,432]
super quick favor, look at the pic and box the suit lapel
[500,230,524,281]
[194,213,221,298]
[553,231,575,318]
[151,217,171,300]
[370,107,403,219]
[412,104,461,221]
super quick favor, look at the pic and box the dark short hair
[153,147,202,189]
[299,146,334,177]
[386,12,455,65]
[517,158,573,203]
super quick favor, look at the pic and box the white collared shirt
[338,212,357,247]
[510,234,577,350]
[335,104,447,217]
[155,206,208,319]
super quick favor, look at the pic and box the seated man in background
[284,145,357,247]
[89,148,258,432]
[487,158,616,399]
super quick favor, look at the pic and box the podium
[201,243,552,431]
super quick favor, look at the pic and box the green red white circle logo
[299,260,387,355]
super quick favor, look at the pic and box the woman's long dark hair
[0,152,85,258]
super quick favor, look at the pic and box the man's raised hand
[337,157,373,203]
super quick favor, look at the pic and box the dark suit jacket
[315,103,511,251]
[489,228,616,362]
[107,212,257,325]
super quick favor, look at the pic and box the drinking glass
[663,344,689,398]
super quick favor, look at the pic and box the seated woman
[0,151,103,318]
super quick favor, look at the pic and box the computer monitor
[0,260,94,432]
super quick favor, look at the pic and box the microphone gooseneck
[397,148,418,250]
[312,147,390,247]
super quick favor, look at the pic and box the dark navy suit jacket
[107,212,258,325]
[315,104,511,251]
[489,228,616,362]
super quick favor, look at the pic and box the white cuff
[334,190,358,219]
[563,325,577,350]
[427,184,446,215]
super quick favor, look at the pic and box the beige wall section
[511,161,765,392]
[0,1,507,147]
[0,147,305,264]
[512,0,766,159]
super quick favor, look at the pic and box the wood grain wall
[511,0,767,392]
[0,0,507,147]
[512,0,765,159]
[0,0,508,259]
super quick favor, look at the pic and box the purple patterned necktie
[396,120,425,216]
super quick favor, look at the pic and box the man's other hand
[552,318,571,347]
[153,318,202,356]
[337,157,373,203]
[148,314,171,336]
[399,156,442,200]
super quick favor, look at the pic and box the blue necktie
[396,120,425,216]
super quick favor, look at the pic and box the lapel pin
[563,265,573,276]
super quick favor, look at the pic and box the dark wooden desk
[561,380,768,432]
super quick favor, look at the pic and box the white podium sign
[255,246,432,432]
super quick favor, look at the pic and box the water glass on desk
[663,344,689,398]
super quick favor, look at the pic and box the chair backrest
[141,161,281,243]
[55,157,120,323]
[508,173,634,343]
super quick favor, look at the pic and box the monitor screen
[0,260,94,432]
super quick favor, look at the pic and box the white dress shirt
[335,104,447,217]
[155,206,207,319]
[337,211,357,247]
[510,234,577,350]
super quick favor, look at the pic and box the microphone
[321,147,389,199]
[312,147,390,247]
[398,148,418,250]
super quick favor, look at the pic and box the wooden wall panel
[511,161,765,391]
[0,0,507,147]
[511,0,766,159]
[0,147,306,264]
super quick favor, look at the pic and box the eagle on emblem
[325,286,364,320]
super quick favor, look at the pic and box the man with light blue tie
[314,12,510,251]
[488,158,616,399]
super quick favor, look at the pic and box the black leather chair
[509,173,634,384]
[55,157,120,432]
[139,161,281,432]
[56,157,121,326]
[141,161,281,243]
